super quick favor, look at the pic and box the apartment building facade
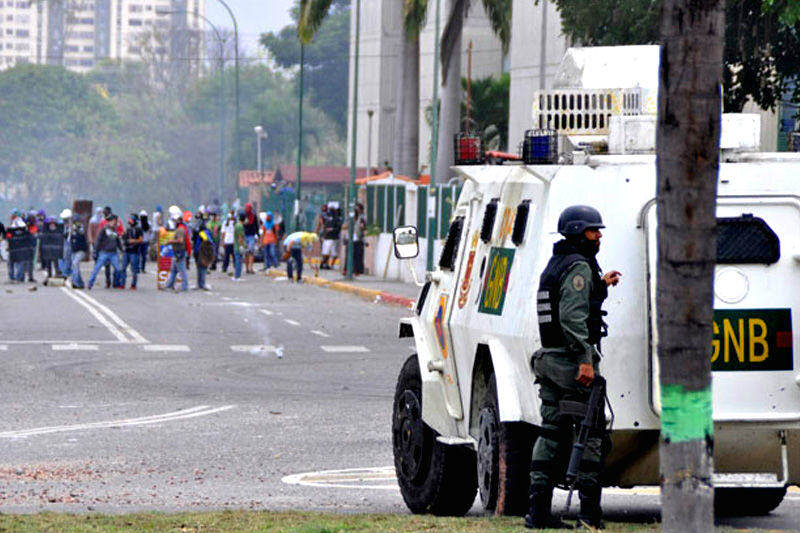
[0,0,204,73]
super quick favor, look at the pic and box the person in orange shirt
[260,211,278,270]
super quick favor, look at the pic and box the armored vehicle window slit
[415,281,431,316]
[717,215,780,264]
[480,199,499,243]
[512,200,531,246]
[438,216,465,270]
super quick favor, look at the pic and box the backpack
[197,233,215,268]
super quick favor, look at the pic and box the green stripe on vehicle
[660,384,713,442]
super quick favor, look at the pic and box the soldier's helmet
[557,205,605,236]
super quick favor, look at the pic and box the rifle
[562,375,607,514]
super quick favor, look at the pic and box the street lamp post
[214,0,240,198]
[427,0,442,271]
[295,43,304,232]
[254,126,267,173]
[345,0,362,280]
[166,9,225,201]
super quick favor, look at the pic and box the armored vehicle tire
[477,375,535,516]
[714,487,787,516]
[392,354,478,516]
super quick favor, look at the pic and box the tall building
[0,0,204,73]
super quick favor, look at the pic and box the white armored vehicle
[391,46,800,517]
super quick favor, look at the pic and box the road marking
[0,340,123,344]
[310,330,330,338]
[52,344,99,351]
[282,466,398,490]
[284,319,300,327]
[259,309,274,316]
[0,345,7,351]
[142,344,190,352]
[321,345,370,353]
[230,345,278,354]
[59,288,128,343]
[69,288,149,343]
[0,405,236,439]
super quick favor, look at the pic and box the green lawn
[0,511,768,533]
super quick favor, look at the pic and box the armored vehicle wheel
[714,487,787,516]
[477,375,535,516]
[392,354,478,515]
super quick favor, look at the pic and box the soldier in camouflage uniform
[525,206,621,530]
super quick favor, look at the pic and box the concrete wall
[508,0,569,152]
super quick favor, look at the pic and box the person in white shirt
[220,214,237,273]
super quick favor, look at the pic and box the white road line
[321,345,370,353]
[259,309,274,316]
[69,289,149,344]
[59,288,128,343]
[0,345,7,351]
[310,330,330,338]
[284,319,301,326]
[230,345,278,353]
[142,344,190,352]
[282,466,398,491]
[0,405,235,439]
[0,340,124,344]
[52,344,99,351]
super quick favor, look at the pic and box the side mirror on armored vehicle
[393,225,419,259]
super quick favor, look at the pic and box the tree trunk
[394,32,420,178]
[655,1,725,532]
[435,27,461,184]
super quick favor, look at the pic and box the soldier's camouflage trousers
[529,351,604,493]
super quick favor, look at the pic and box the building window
[129,19,142,26]
[15,42,29,50]
[79,59,93,67]
[16,29,29,37]
[129,4,142,12]
[83,45,93,52]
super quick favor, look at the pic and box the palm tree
[655,0,724,531]
[435,0,510,183]
[393,0,428,178]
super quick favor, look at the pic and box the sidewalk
[266,265,419,309]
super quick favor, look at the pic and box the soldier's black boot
[577,486,605,529]
[524,488,573,529]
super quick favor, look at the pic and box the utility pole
[426,0,442,271]
[215,0,240,199]
[295,43,305,232]
[345,0,361,280]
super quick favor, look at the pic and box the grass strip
[0,510,770,533]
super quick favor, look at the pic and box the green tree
[260,0,350,134]
[461,73,510,150]
[188,64,345,170]
[547,0,800,111]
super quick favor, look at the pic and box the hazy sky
[205,0,296,55]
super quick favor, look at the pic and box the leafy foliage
[261,0,350,134]
[547,0,800,112]
[461,73,510,150]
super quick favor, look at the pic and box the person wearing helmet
[121,214,143,290]
[526,205,621,530]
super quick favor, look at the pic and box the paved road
[1,264,798,529]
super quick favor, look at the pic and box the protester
[68,218,88,289]
[164,205,190,292]
[121,213,143,290]
[233,211,245,281]
[260,211,278,270]
[243,203,259,274]
[341,202,367,276]
[192,210,214,290]
[23,214,37,282]
[207,207,221,271]
[139,210,151,273]
[87,215,122,290]
[220,213,236,273]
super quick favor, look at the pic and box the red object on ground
[485,150,522,161]
[379,291,415,309]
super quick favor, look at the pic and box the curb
[265,268,415,309]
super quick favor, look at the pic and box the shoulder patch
[571,274,586,291]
